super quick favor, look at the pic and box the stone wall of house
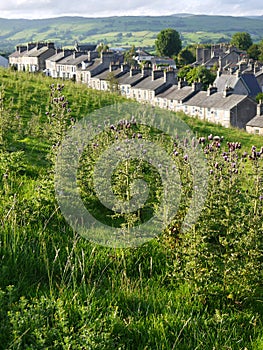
[246,125,263,135]
[230,99,257,129]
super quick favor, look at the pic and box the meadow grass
[0,68,263,349]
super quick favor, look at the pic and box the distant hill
[1,14,263,54]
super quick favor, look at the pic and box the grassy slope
[0,68,263,349]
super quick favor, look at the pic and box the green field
[1,14,263,54]
[0,68,263,349]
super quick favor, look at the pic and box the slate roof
[25,46,53,57]
[117,72,146,86]
[246,115,263,128]
[214,72,261,96]
[184,91,248,110]
[75,44,97,52]
[57,54,90,66]
[157,86,196,102]
[214,73,239,91]
[46,51,70,62]
[0,55,8,67]
[241,73,261,96]
[156,85,178,99]
[133,76,168,91]
[93,68,126,80]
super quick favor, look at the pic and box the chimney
[152,69,163,80]
[27,42,37,51]
[101,51,114,64]
[17,45,27,53]
[164,70,177,84]
[36,42,46,50]
[141,66,152,77]
[192,81,202,92]
[48,42,55,49]
[121,64,129,72]
[129,67,140,76]
[235,69,241,77]
[207,85,218,96]
[178,78,188,89]
[223,86,233,97]
[257,100,263,116]
[196,47,203,62]
[203,48,211,63]
[109,62,119,72]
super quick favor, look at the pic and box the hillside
[0,68,263,348]
[1,14,263,53]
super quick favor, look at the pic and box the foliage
[2,15,263,53]
[247,43,261,60]
[124,45,137,66]
[230,31,253,51]
[0,67,263,349]
[178,65,216,89]
[97,42,109,57]
[176,47,196,67]
[256,92,263,103]
[155,28,182,57]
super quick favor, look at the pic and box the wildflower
[184,154,188,161]
[208,134,213,140]
[214,162,219,169]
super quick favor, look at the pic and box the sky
[0,0,263,19]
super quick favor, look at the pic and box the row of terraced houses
[8,41,263,135]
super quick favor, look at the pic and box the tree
[186,66,215,89]
[258,39,263,62]
[124,45,136,65]
[177,65,192,80]
[155,28,182,57]
[177,48,196,67]
[178,65,216,90]
[107,72,119,93]
[247,44,261,60]
[97,43,109,57]
[230,32,253,51]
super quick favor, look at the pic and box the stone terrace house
[45,49,74,78]
[117,67,147,98]
[246,103,263,134]
[89,64,128,91]
[9,42,56,72]
[55,51,96,80]
[183,86,257,129]
[194,45,246,70]
[75,51,124,86]
[130,68,177,104]
[255,67,263,92]
[154,80,201,110]
[214,70,261,98]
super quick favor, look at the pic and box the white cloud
[0,0,262,18]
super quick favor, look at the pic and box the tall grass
[0,68,263,349]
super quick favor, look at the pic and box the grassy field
[1,14,263,53]
[0,68,263,349]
